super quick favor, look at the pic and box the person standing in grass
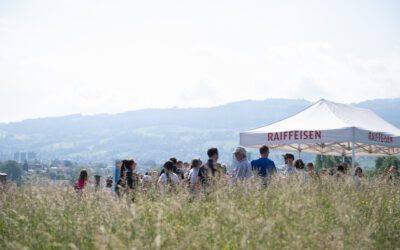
[306,162,319,181]
[387,165,399,182]
[353,167,363,188]
[341,162,350,175]
[294,159,305,171]
[158,157,176,176]
[188,159,202,193]
[198,147,219,188]
[158,161,180,194]
[282,153,296,177]
[336,164,346,180]
[306,162,315,177]
[294,159,308,182]
[232,147,253,183]
[105,176,113,193]
[176,161,185,180]
[116,160,139,199]
[74,169,89,190]
[125,160,139,190]
[141,172,153,192]
[251,145,276,188]
[183,162,190,179]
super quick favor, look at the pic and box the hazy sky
[1,0,399,122]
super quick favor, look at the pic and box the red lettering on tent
[265,130,323,142]
[368,132,394,144]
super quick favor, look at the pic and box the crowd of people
[74,146,400,197]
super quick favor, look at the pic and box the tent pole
[320,144,324,169]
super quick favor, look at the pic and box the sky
[0,0,399,123]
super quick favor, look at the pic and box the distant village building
[29,163,46,170]
[13,151,38,163]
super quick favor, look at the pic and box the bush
[374,156,400,175]
[0,160,23,183]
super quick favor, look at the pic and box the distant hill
[356,99,400,127]
[0,98,399,164]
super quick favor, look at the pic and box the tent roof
[240,99,400,156]
[248,99,400,136]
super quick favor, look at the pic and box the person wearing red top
[75,169,88,190]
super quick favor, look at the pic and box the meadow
[0,176,399,250]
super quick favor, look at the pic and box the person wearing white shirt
[141,172,153,191]
[188,159,202,193]
[294,159,308,183]
[158,161,180,193]
[282,153,296,176]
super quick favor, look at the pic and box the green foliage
[0,160,23,183]
[48,172,57,180]
[314,155,351,170]
[0,177,399,249]
[22,160,28,171]
[374,156,400,174]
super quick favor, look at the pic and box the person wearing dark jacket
[198,148,219,187]
[117,160,138,199]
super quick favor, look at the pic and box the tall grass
[0,176,399,250]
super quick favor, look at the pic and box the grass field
[1,176,399,250]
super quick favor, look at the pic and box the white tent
[240,99,400,168]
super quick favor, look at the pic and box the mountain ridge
[0,98,399,163]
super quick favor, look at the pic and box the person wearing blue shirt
[251,145,277,188]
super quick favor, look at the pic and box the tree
[49,172,57,180]
[315,155,353,170]
[23,160,29,171]
[375,156,400,174]
[375,157,385,171]
[0,160,23,183]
